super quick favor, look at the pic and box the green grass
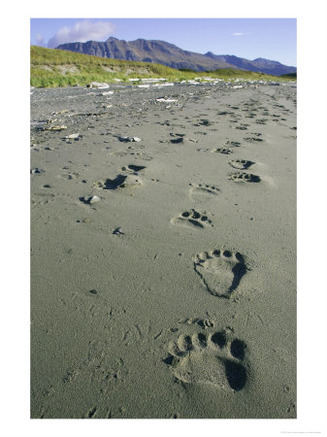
[30,46,296,88]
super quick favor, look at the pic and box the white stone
[64,133,80,140]
[89,195,101,205]
[119,136,141,142]
[156,98,178,103]
[88,82,109,89]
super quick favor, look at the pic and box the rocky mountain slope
[56,37,296,76]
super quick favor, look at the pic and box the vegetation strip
[31,46,296,88]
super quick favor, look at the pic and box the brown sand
[30,81,296,419]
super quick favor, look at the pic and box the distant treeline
[281,73,297,78]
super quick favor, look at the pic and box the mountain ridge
[56,37,296,76]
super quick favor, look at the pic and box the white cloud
[232,32,250,37]
[48,20,115,48]
[35,34,46,47]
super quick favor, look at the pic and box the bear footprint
[229,160,255,170]
[193,249,247,298]
[121,164,146,174]
[94,173,142,190]
[171,209,213,229]
[211,147,233,155]
[229,172,260,183]
[189,183,220,200]
[165,329,247,391]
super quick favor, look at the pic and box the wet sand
[30,80,296,419]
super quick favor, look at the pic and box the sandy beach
[30,80,296,419]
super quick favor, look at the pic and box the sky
[30,18,297,67]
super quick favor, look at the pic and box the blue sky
[30,18,297,66]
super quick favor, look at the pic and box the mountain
[56,37,296,76]
[205,53,296,76]
[56,37,232,71]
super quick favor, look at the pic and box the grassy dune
[30,45,296,88]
